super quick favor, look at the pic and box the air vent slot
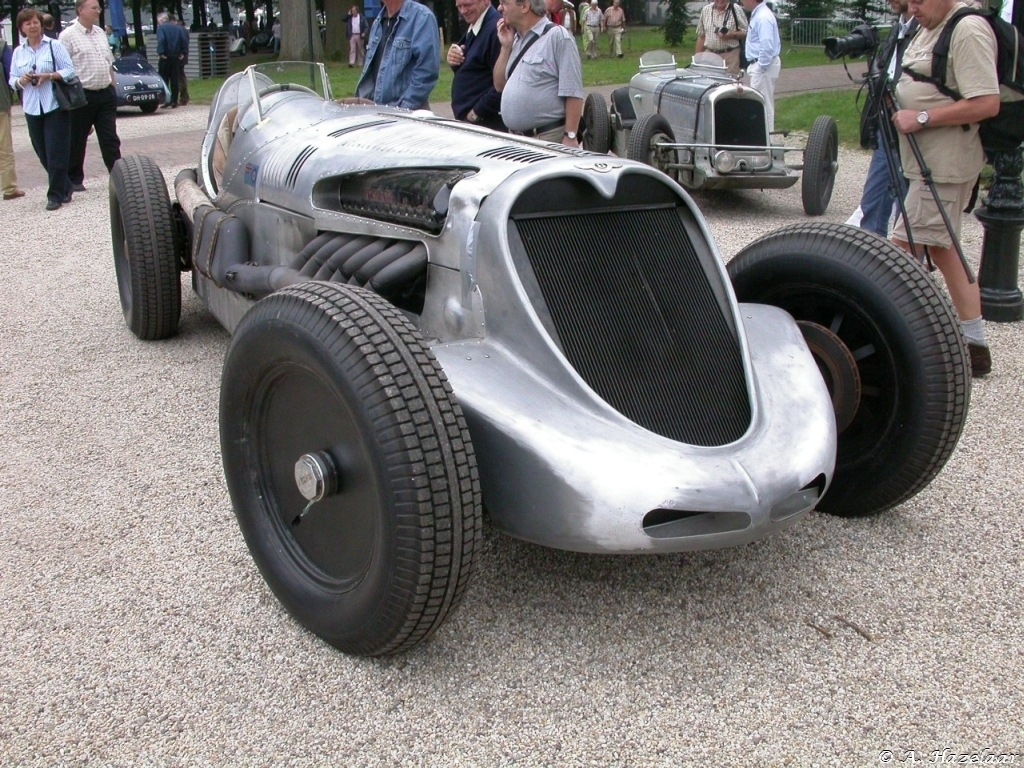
[478,146,557,164]
[286,145,316,188]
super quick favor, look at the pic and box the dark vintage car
[112,54,169,113]
[108,63,969,656]
[581,51,839,215]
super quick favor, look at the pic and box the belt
[587,25,600,28]
[513,119,563,137]
[708,47,736,53]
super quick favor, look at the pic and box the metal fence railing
[780,17,871,47]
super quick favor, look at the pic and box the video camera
[823,24,880,60]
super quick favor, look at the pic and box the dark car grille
[509,182,751,447]
[713,98,767,147]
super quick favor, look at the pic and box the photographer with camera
[890,0,1000,376]
[840,0,918,237]
[695,0,748,76]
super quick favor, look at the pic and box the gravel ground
[1,102,1022,767]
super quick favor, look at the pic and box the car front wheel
[801,115,839,216]
[626,113,674,176]
[221,282,483,656]
[728,222,970,517]
[109,155,180,340]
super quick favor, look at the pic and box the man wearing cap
[493,0,583,145]
[582,0,603,59]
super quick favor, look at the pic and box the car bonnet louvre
[259,145,316,190]
[477,146,558,164]
[510,206,751,447]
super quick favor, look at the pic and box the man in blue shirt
[741,0,781,132]
[446,0,505,130]
[356,0,440,110]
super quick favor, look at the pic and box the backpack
[904,7,1024,152]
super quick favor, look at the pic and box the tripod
[862,67,976,283]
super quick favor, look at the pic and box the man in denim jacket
[356,0,440,110]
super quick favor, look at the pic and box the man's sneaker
[968,343,992,378]
[3,189,25,200]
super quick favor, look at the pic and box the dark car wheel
[801,115,839,216]
[626,113,674,175]
[139,102,159,114]
[221,282,483,657]
[109,155,180,340]
[580,92,611,154]
[728,222,970,517]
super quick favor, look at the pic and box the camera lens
[718,26,729,34]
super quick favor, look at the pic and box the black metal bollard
[974,146,1024,322]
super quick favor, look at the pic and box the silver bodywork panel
[183,63,837,554]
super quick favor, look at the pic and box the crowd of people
[0,0,1008,375]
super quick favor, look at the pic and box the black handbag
[53,75,87,110]
[48,41,87,110]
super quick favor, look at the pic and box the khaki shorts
[892,178,977,249]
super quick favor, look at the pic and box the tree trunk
[322,0,346,60]
[280,0,324,60]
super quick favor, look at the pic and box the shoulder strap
[905,7,977,98]
[507,22,554,78]
[729,3,741,28]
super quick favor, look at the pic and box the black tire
[221,282,482,656]
[109,155,180,340]
[626,113,674,173]
[581,92,611,154]
[801,115,838,216]
[728,222,970,517]
[139,102,159,114]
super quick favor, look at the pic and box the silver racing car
[109,62,969,656]
[581,51,840,215]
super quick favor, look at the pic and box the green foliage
[662,0,689,47]
[787,0,836,18]
[840,0,891,22]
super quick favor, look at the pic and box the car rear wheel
[221,282,482,656]
[728,222,969,517]
[581,92,611,154]
[109,155,180,340]
[626,113,674,175]
[801,115,838,216]
[139,102,159,114]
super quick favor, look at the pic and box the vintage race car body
[108,63,968,655]
[582,51,839,215]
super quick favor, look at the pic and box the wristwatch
[917,111,930,127]
[563,131,578,140]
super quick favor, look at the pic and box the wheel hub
[797,320,862,433]
[294,451,341,503]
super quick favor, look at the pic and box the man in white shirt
[740,0,781,132]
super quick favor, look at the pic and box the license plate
[131,93,158,103]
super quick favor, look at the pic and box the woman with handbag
[8,8,76,211]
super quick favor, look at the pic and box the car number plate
[132,93,158,102]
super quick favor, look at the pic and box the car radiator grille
[511,205,751,447]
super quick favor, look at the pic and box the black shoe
[170,102,178,108]
[63,194,72,203]
[160,103,172,109]
[46,199,62,211]
[72,183,86,192]
[968,343,992,378]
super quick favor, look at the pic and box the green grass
[178,26,843,105]
[776,88,863,148]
